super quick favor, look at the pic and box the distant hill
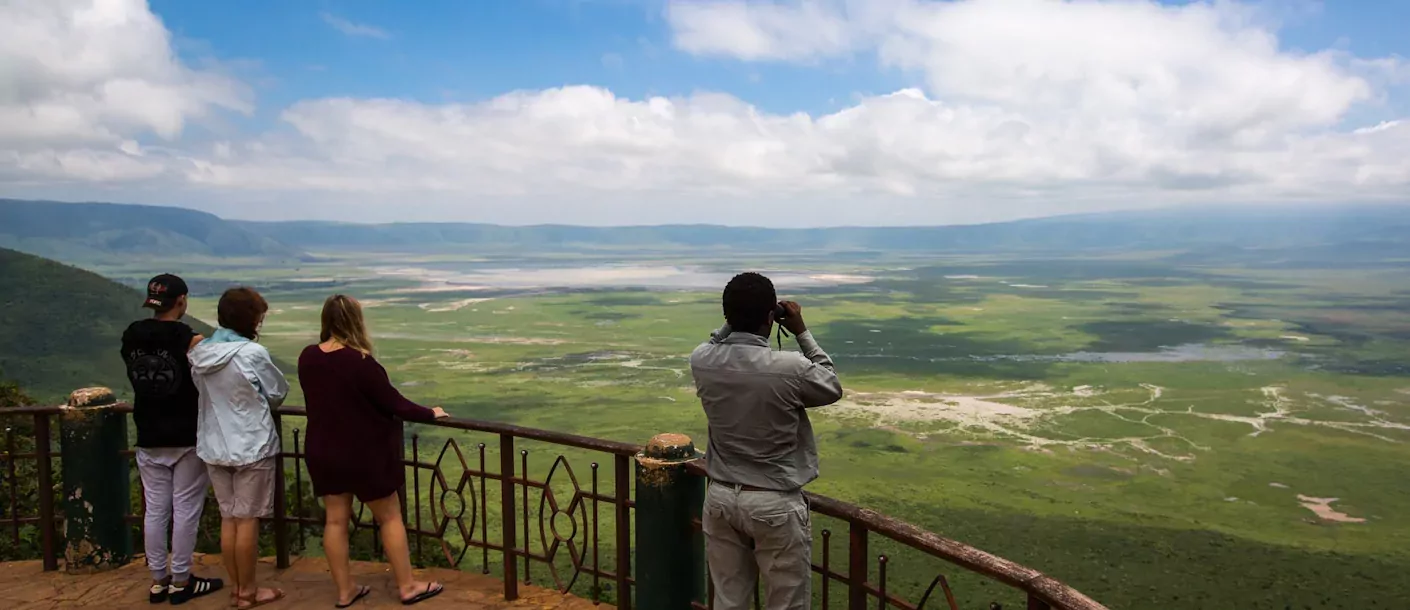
[0,247,216,402]
[0,199,304,262]
[3,198,1408,257]
[235,205,1410,253]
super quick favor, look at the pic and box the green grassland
[96,251,1410,609]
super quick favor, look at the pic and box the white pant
[136,447,209,580]
[703,483,812,610]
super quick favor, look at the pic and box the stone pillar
[60,387,132,572]
[635,433,706,610]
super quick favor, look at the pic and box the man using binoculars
[691,272,844,610]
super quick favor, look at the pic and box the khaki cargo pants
[703,482,812,610]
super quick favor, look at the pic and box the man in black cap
[121,274,224,604]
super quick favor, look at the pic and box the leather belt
[711,479,785,493]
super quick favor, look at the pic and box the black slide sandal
[400,583,444,606]
[335,585,371,608]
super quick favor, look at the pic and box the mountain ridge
[3,198,1409,258]
[232,204,1410,253]
[0,199,304,261]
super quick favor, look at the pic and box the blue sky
[148,0,1410,113]
[150,0,908,121]
[2,0,1407,226]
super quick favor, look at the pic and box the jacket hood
[189,339,249,374]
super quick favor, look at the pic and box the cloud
[666,0,860,61]
[191,1,1409,209]
[185,84,1409,203]
[665,0,1376,134]
[0,0,1406,225]
[0,0,250,183]
[874,0,1370,131]
[319,11,390,40]
[658,0,1408,196]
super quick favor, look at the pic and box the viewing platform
[0,389,1106,610]
[0,554,592,609]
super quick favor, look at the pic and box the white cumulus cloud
[0,0,1406,224]
[0,0,250,183]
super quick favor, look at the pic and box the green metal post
[59,387,132,572]
[635,433,706,610]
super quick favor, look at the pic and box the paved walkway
[0,554,596,609]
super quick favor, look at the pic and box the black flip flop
[335,585,372,608]
[400,582,444,606]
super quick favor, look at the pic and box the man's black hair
[723,272,777,334]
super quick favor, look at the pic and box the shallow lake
[373,264,872,290]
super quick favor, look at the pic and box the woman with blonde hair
[298,294,448,607]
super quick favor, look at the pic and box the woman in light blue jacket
[190,287,288,610]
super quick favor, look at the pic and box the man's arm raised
[779,301,843,408]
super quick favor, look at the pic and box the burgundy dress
[298,346,437,501]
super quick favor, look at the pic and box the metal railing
[0,403,1105,610]
[0,407,57,570]
[275,405,638,608]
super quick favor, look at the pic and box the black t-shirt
[121,319,200,448]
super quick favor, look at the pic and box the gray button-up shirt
[690,324,844,491]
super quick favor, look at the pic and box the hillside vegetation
[0,247,214,402]
[0,199,302,262]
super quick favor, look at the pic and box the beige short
[207,457,276,519]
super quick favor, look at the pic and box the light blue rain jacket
[189,328,288,467]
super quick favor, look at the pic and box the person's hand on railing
[432,406,449,419]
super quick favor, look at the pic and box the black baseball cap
[143,274,189,309]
